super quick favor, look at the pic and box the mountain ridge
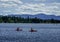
[2,13,60,20]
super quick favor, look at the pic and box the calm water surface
[0,23,60,42]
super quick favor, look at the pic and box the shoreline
[0,23,60,24]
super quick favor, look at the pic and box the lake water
[0,23,60,42]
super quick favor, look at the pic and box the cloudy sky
[0,0,60,16]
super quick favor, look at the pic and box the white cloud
[0,0,60,16]
[0,0,8,1]
[0,3,17,7]
[34,0,47,2]
[0,0,23,4]
[16,3,60,15]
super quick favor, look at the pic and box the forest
[0,16,60,23]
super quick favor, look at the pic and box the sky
[0,0,60,16]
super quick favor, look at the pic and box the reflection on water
[0,23,60,42]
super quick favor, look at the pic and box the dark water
[0,23,60,42]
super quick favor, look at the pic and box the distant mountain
[6,13,60,20]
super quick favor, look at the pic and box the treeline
[0,16,60,23]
